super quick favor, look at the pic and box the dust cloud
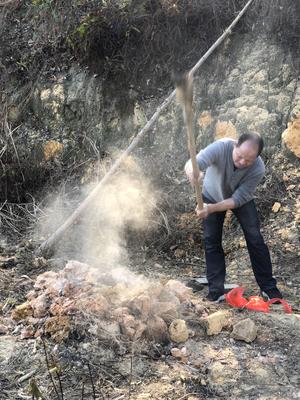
[82,155,158,270]
[37,156,160,277]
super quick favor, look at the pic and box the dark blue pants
[203,198,277,294]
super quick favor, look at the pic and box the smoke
[37,155,159,273]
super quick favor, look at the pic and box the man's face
[232,140,259,169]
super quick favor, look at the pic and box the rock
[63,260,90,278]
[153,301,179,324]
[49,298,76,316]
[198,111,212,129]
[171,347,188,363]
[32,257,48,268]
[128,294,151,321]
[112,307,130,322]
[20,325,35,339]
[169,319,189,343]
[194,302,208,316]
[215,120,237,140]
[8,104,21,123]
[231,318,257,343]
[146,316,169,343]
[200,311,231,335]
[26,290,37,301]
[45,316,71,342]
[11,302,33,321]
[30,294,49,318]
[77,293,109,316]
[147,283,164,298]
[135,321,148,340]
[62,281,82,298]
[272,202,281,213]
[282,118,300,158]
[34,271,59,290]
[158,288,180,306]
[174,248,186,258]
[120,314,146,340]
[43,141,64,161]
[0,324,9,334]
[164,280,192,303]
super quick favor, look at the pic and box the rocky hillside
[0,1,299,207]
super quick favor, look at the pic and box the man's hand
[195,203,210,219]
[184,159,203,187]
[196,199,236,219]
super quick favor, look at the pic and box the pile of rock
[11,260,193,343]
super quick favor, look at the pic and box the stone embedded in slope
[200,311,231,336]
[215,120,237,140]
[231,318,258,343]
[198,110,212,129]
[282,118,300,158]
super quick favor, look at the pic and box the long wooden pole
[39,0,255,256]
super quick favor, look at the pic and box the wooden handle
[176,73,203,210]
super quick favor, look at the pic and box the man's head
[232,132,264,169]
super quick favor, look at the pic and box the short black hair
[237,132,264,156]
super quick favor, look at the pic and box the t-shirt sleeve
[196,141,225,171]
[231,163,265,207]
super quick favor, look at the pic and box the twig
[87,362,96,400]
[128,343,134,399]
[54,369,64,400]
[41,339,61,400]
[4,121,24,182]
[81,381,85,400]
[29,378,48,400]
[17,369,38,384]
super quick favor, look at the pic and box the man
[185,132,283,302]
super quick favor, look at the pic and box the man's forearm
[207,198,236,213]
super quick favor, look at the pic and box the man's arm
[196,198,236,219]
[185,140,226,185]
[232,163,265,208]
[196,140,226,171]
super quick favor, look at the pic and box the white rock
[231,318,257,343]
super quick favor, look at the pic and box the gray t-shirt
[196,138,265,207]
